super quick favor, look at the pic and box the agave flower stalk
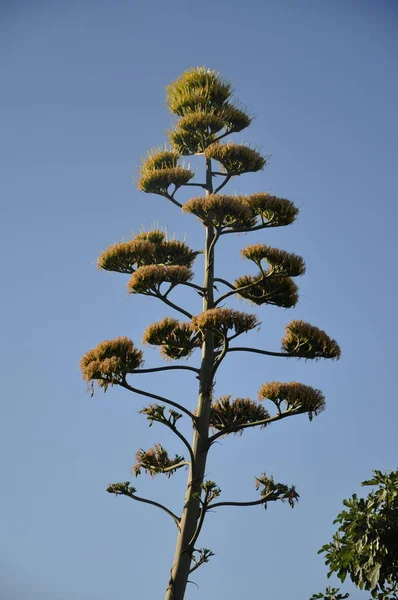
[80,67,341,600]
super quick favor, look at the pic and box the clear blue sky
[1,2,397,599]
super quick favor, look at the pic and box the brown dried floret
[178,110,226,134]
[255,473,299,508]
[98,232,199,274]
[106,482,137,496]
[281,320,341,359]
[142,317,201,360]
[241,244,306,277]
[183,194,255,229]
[191,308,259,338]
[80,336,143,393]
[127,265,193,294]
[166,67,232,115]
[235,274,299,308]
[140,148,180,172]
[245,193,299,227]
[220,103,252,133]
[204,142,266,175]
[258,381,325,419]
[210,396,270,434]
[137,166,194,194]
[133,444,185,478]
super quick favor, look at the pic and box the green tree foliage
[316,470,398,600]
[81,67,340,599]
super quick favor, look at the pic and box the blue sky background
[1,2,397,599]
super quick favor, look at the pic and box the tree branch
[215,274,264,306]
[219,218,276,236]
[214,174,232,194]
[159,191,183,209]
[181,182,207,189]
[213,278,235,290]
[208,498,266,509]
[110,487,180,526]
[209,410,294,444]
[132,365,200,376]
[153,291,193,319]
[226,347,311,359]
[149,460,191,475]
[119,379,197,422]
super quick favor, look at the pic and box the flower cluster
[234,274,299,308]
[98,230,199,274]
[258,381,326,420]
[183,194,255,229]
[245,193,299,227]
[191,308,259,339]
[166,67,232,115]
[165,68,252,154]
[142,317,201,359]
[137,147,194,194]
[282,320,341,359]
[106,481,137,496]
[127,265,193,294]
[204,142,266,175]
[80,337,143,393]
[255,473,299,508]
[210,396,270,434]
[139,404,183,428]
[133,444,185,478]
[241,244,306,277]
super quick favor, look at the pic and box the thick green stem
[165,159,215,600]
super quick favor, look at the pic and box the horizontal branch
[119,379,196,422]
[209,410,294,444]
[149,460,191,475]
[215,274,263,306]
[110,487,180,526]
[182,182,207,189]
[208,488,290,511]
[214,278,235,290]
[220,221,273,236]
[208,498,265,509]
[132,365,200,376]
[226,347,310,359]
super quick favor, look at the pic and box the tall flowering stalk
[81,67,340,600]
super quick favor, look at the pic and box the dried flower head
[80,337,143,393]
[258,381,326,419]
[220,103,252,133]
[204,142,266,175]
[127,265,193,294]
[133,444,185,478]
[142,317,201,360]
[183,194,255,229]
[245,193,299,227]
[282,320,341,359]
[140,148,180,172]
[210,396,270,434]
[97,231,199,274]
[166,67,232,115]
[191,308,259,338]
[255,473,299,508]
[235,274,299,308]
[106,482,137,496]
[138,166,194,195]
[241,244,306,277]
[139,404,183,428]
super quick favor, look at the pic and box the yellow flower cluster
[282,320,341,359]
[80,337,143,392]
